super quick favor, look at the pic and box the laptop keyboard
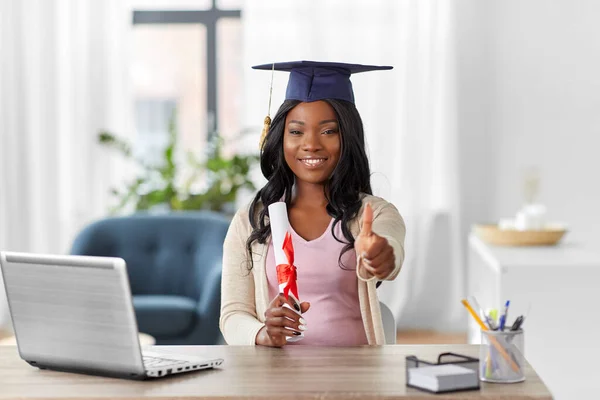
[143,355,188,368]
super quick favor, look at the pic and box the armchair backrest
[70,211,231,301]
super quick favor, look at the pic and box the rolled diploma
[268,201,303,341]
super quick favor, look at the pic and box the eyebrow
[287,119,338,126]
[319,119,338,125]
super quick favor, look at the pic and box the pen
[461,299,520,373]
[511,303,531,331]
[510,315,524,331]
[485,309,498,330]
[499,300,510,331]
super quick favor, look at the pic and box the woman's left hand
[354,203,395,280]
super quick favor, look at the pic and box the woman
[220,61,406,347]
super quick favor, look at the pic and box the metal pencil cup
[479,329,525,383]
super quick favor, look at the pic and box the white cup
[515,204,547,231]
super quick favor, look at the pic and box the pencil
[461,299,487,330]
[461,299,520,373]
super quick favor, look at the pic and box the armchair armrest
[196,258,222,321]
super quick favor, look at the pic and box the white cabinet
[468,233,600,399]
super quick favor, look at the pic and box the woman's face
[283,101,341,185]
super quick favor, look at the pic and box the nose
[301,131,323,152]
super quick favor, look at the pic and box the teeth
[301,159,325,166]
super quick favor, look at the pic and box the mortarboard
[254,61,393,147]
[253,61,393,104]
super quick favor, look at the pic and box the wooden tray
[473,224,567,246]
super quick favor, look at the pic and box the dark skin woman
[246,99,396,347]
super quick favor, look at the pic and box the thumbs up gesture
[354,203,395,280]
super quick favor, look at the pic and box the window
[130,0,242,165]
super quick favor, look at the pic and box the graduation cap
[253,61,393,148]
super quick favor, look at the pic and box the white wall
[492,0,600,244]
[455,0,494,248]
[458,0,600,246]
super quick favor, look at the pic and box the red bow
[276,231,299,301]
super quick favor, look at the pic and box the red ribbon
[276,231,299,301]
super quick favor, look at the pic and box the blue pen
[499,300,510,331]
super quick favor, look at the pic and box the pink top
[266,218,368,346]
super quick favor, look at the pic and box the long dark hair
[245,99,372,269]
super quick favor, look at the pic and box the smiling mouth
[299,158,327,168]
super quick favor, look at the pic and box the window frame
[132,0,242,140]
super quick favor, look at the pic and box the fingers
[270,327,302,338]
[267,329,297,347]
[268,293,289,308]
[361,235,387,260]
[360,203,373,237]
[284,295,302,312]
[363,247,395,279]
[366,245,394,269]
[265,317,306,336]
[264,294,309,345]
[300,301,311,314]
[266,309,307,332]
[266,304,304,323]
[359,235,394,279]
[357,260,376,281]
[256,326,291,347]
[272,293,302,313]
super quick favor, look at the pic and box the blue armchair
[70,211,230,345]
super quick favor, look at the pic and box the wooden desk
[0,344,552,399]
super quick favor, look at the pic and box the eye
[322,129,339,135]
[289,130,302,135]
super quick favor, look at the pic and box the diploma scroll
[268,201,304,342]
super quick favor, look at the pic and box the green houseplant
[98,113,259,214]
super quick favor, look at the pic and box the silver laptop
[0,251,223,380]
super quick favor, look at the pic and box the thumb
[300,301,310,314]
[360,203,373,236]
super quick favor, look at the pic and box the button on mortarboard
[252,61,393,104]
